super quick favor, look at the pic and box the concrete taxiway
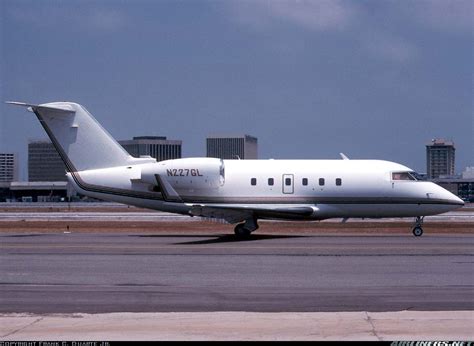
[2,311,473,341]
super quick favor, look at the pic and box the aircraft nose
[450,193,465,206]
[432,184,464,207]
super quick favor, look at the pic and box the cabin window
[392,172,416,181]
[251,178,257,186]
[319,178,325,186]
[285,178,291,186]
[302,178,308,186]
[336,178,342,186]
[268,178,274,186]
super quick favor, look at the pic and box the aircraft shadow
[3,234,47,238]
[135,234,305,245]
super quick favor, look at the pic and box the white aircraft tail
[6,101,150,172]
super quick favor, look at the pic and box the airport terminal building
[433,167,474,202]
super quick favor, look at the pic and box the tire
[412,227,423,237]
[234,224,251,237]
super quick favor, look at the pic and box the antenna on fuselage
[339,153,350,160]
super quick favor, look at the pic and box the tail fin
[7,101,150,171]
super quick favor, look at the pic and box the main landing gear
[234,218,259,237]
[412,216,424,237]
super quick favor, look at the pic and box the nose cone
[432,183,465,208]
[449,193,465,207]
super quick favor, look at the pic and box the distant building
[432,176,474,203]
[28,140,67,182]
[8,181,70,202]
[426,139,455,179]
[462,167,474,179]
[206,135,258,160]
[119,136,182,162]
[0,153,18,183]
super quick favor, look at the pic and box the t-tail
[6,101,153,172]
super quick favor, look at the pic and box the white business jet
[7,101,464,237]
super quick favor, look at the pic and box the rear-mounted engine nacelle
[141,157,225,190]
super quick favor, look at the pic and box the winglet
[339,153,350,160]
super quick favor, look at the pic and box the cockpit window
[392,172,417,181]
[411,172,426,181]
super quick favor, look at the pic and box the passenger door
[282,174,294,194]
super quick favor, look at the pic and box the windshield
[410,171,426,181]
[392,171,418,181]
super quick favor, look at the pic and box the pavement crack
[1,316,44,338]
[365,311,382,341]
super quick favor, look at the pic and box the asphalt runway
[1,232,473,314]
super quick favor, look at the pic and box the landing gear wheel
[234,223,251,237]
[412,216,425,237]
[412,226,423,237]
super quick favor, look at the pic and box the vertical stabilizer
[7,101,149,171]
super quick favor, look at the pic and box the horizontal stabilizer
[5,101,38,108]
[6,101,75,114]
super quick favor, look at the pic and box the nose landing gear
[412,216,425,237]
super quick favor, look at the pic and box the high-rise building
[0,153,18,182]
[206,135,258,160]
[119,136,182,162]
[28,140,67,181]
[426,139,455,179]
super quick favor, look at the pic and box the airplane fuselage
[68,157,462,221]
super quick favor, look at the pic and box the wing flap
[189,204,316,223]
[190,205,252,224]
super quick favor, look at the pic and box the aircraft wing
[188,204,316,224]
[154,173,316,223]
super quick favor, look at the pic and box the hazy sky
[1,0,472,180]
